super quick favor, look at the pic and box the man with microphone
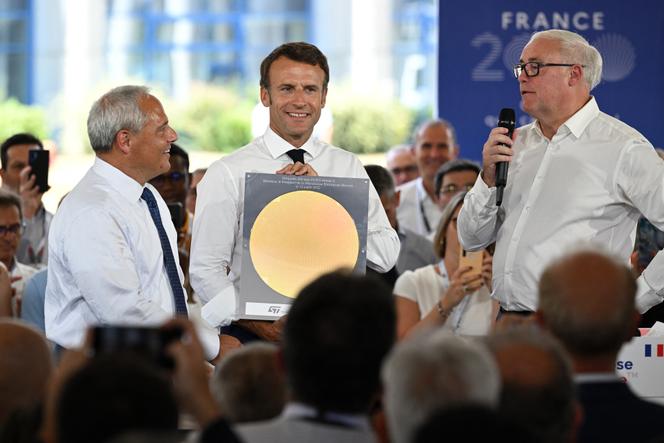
[458,29,664,317]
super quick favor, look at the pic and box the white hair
[529,29,603,91]
[87,85,151,153]
[381,332,500,443]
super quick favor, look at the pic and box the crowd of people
[2,29,664,443]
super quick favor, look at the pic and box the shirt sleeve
[616,142,664,312]
[393,270,418,302]
[358,162,400,272]
[189,161,239,327]
[63,206,173,324]
[457,174,501,251]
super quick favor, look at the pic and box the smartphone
[92,325,183,369]
[459,249,484,276]
[167,202,185,231]
[28,149,50,193]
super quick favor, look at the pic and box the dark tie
[286,149,305,164]
[141,188,188,316]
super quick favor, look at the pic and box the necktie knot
[286,149,306,164]
[141,188,158,208]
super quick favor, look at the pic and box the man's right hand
[237,316,286,342]
[481,127,515,188]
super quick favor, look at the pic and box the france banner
[437,1,664,160]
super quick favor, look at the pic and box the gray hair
[486,326,576,443]
[87,85,152,153]
[211,342,286,423]
[529,29,603,91]
[382,332,500,443]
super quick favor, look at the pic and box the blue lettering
[616,360,633,370]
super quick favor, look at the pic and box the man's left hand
[237,315,287,342]
[276,162,318,176]
[19,166,44,220]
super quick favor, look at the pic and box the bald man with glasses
[459,29,664,318]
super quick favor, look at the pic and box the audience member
[0,319,52,441]
[0,133,52,267]
[236,271,396,443]
[365,164,436,287]
[396,119,458,237]
[414,405,536,443]
[537,249,664,443]
[150,143,194,301]
[0,262,12,317]
[433,158,480,210]
[211,342,286,423]
[20,268,47,332]
[186,167,207,214]
[44,85,220,360]
[486,326,579,443]
[55,354,179,443]
[190,42,398,346]
[394,191,496,339]
[0,190,38,315]
[382,332,500,443]
[385,144,419,186]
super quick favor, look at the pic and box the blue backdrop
[437,1,664,160]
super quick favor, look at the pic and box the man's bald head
[0,319,53,423]
[537,250,638,357]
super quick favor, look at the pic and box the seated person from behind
[393,191,497,339]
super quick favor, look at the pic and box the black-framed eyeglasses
[151,171,187,184]
[0,223,23,236]
[513,61,585,78]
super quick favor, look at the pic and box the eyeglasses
[390,165,418,176]
[151,171,187,184]
[440,184,474,196]
[513,61,585,78]
[0,223,23,236]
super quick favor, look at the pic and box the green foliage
[331,96,415,154]
[172,85,254,152]
[0,98,48,142]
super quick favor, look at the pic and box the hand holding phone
[92,325,183,369]
[28,149,50,193]
[459,249,484,277]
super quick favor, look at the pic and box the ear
[260,86,271,107]
[569,64,584,87]
[114,129,132,155]
[321,87,328,108]
[452,145,460,159]
[394,189,401,207]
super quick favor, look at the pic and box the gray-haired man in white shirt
[45,85,221,360]
[459,29,664,315]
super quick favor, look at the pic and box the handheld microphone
[495,108,515,207]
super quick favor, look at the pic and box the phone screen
[459,249,483,276]
[28,149,50,193]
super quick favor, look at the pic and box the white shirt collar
[92,156,145,204]
[262,127,320,161]
[531,96,600,140]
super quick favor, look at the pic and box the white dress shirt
[190,128,400,327]
[458,97,664,312]
[45,157,219,358]
[396,177,443,237]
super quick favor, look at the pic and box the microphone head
[498,108,516,129]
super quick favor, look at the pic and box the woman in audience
[394,191,497,339]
